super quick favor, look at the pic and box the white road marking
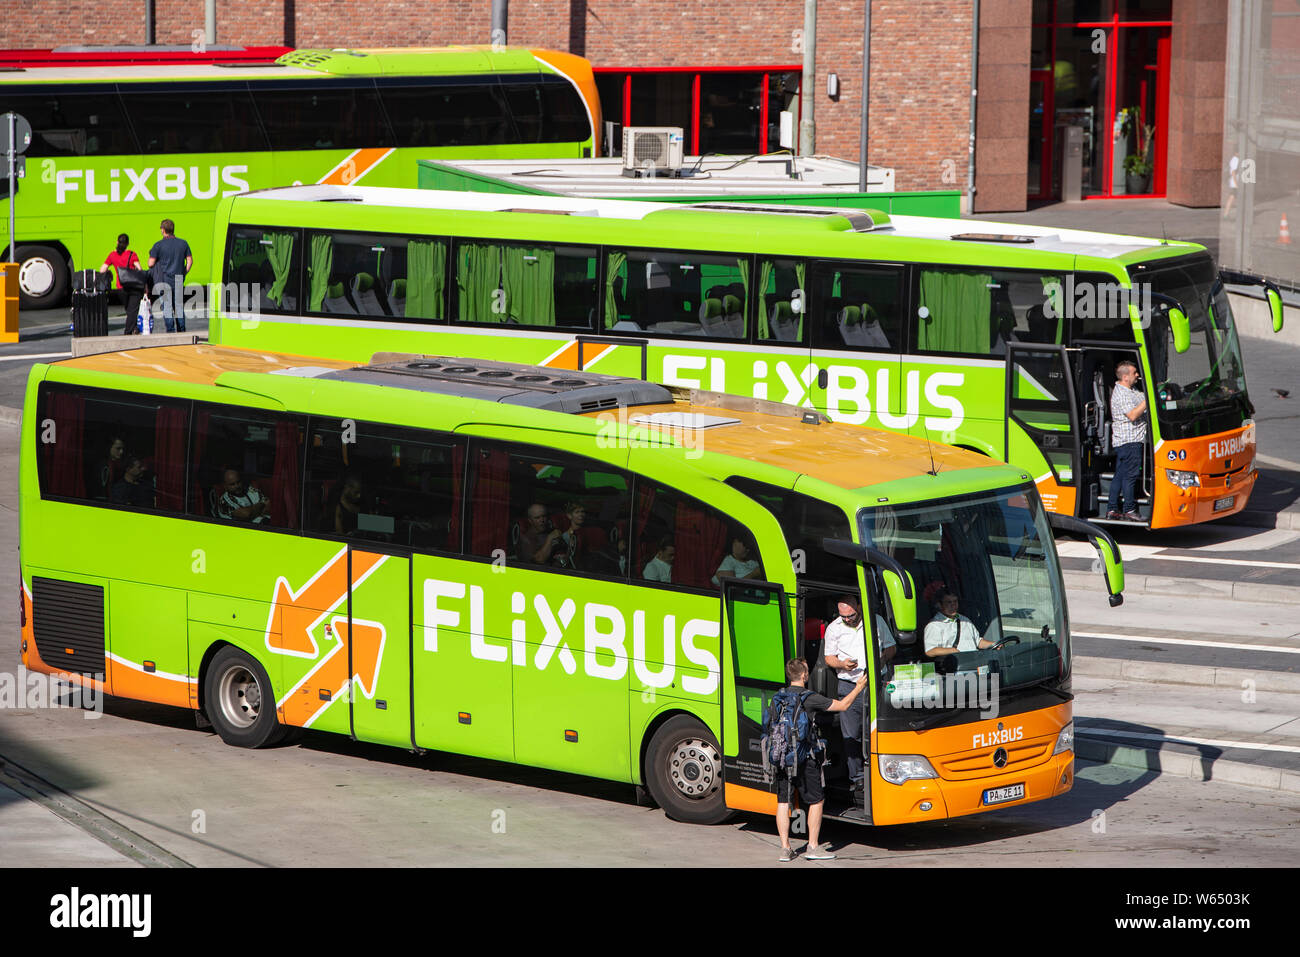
[1078,726,1300,754]
[1056,537,1300,569]
[0,352,71,361]
[1073,630,1300,655]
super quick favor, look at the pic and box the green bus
[0,46,600,307]
[20,342,1122,826]
[209,185,1286,531]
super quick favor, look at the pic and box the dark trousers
[117,289,143,335]
[837,677,865,785]
[1108,441,1143,513]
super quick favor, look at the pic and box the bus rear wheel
[204,646,287,749]
[15,245,69,309]
[644,715,732,825]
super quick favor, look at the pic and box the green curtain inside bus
[308,234,332,312]
[408,240,446,320]
[757,260,775,339]
[604,251,627,329]
[500,246,555,326]
[458,244,503,323]
[264,232,294,307]
[918,270,992,353]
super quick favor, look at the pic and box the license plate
[982,783,1025,806]
[1213,496,1235,512]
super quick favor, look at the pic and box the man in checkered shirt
[1106,360,1148,521]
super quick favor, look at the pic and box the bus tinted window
[631,478,762,591]
[607,249,749,339]
[916,267,1066,355]
[811,262,903,352]
[756,258,807,344]
[466,441,630,578]
[455,241,597,329]
[192,405,304,529]
[305,419,466,550]
[128,86,269,153]
[380,81,514,148]
[227,227,301,314]
[36,384,188,513]
[5,90,137,156]
[725,477,857,587]
[1069,271,1137,342]
[251,82,392,150]
[499,78,591,144]
[306,231,447,321]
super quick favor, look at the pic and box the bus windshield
[1139,255,1250,438]
[858,485,1068,729]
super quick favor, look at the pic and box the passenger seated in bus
[924,590,996,657]
[642,537,676,583]
[110,456,154,508]
[559,501,591,569]
[712,535,763,586]
[990,315,1019,356]
[517,502,567,566]
[332,475,366,535]
[217,468,270,525]
[94,435,127,500]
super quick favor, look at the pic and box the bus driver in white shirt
[924,590,996,657]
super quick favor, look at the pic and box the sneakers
[1105,510,1123,520]
[805,844,837,861]
[778,846,795,863]
[1122,511,1144,522]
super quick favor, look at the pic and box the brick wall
[3,1,976,193]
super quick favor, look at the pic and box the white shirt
[824,615,867,681]
[643,555,672,582]
[924,612,982,653]
[712,554,759,586]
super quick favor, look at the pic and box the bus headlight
[878,754,939,785]
[1165,469,1200,488]
[1053,721,1074,755]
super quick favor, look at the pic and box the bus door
[720,579,794,809]
[1072,345,1151,518]
[1006,344,1082,516]
[345,545,413,749]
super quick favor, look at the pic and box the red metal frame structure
[1030,2,1172,200]
[595,65,801,156]
[0,46,291,68]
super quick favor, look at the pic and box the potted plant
[1121,106,1154,194]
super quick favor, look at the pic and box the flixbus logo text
[422,578,720,694]
[662,354,966,430]
[972,725,1023,749]
[53,165,250,204]
[1207,435,1247,461]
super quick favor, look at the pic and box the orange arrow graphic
[278,616,387,728]
[265,548,385,657]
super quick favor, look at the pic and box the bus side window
[610,249,749,340]
[454,241,597,330]
[756,258,807,344]
[304,231,447,322]
[631,478,762,591]
[192,403,304,530]
[226,227,302,315]
[35,383,188,515]
[811,263,904,352]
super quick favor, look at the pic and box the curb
[1073,654,1300,694]
[1222,509,1300,531]
[0,405,19,427]
[1075,735,1300,794]
[1063,570,1300,605]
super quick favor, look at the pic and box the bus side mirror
[1266,284,1284,333]
[1046,512,1124,606]
[881,568,917,636]
[1169,306,1191,354]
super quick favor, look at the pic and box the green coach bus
[20,343,1122,827]
[209,185,1286,531]
[0,45,600,307]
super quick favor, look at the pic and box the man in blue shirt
[149,219,193,333]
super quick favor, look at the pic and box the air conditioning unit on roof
[622,127,685,177]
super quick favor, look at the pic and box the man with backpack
[765,658,869,862]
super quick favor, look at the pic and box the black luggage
[71,268,110,337]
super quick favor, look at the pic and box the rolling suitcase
[71,269,110,337]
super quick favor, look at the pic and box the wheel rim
[216,664,262,730]
[666,736,722,801]
[18,257,56,298]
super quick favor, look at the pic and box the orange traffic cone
[1282,213,1293,245]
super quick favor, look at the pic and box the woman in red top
[100,233,144,335]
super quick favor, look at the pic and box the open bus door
[719,579,793,815]
[1006,344,1083,517]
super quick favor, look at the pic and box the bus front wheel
[15,245,69,309]
[644,715,732,825]
[204,646,288,749]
